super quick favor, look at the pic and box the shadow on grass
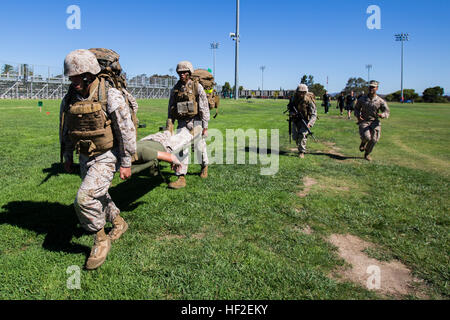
[308,152,363,161]
[40,162,80,185]
[1,172,165,255]
[243,146,289,155]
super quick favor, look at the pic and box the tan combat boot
[364,152,372,161]
[298,152,305,159]
[85,228,111,270]
[168,175,186,189]
[200,165,208,179]
[108,215,128,242]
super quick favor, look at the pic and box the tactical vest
[170,79,199,119]
[64,78,115,157]
[294,94,313,120]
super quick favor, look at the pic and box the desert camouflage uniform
[291,98,317,153]
[168,80,210,175]
[60,87,136,232]
[354,95,390,155]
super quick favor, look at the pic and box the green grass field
[0,98,448,299]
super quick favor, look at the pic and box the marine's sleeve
[378,98,390,119]
[59,97,74,162]
[197,83,210,129]
[308,101,317,127]
[122,89,138,115]
[107,88,137,168]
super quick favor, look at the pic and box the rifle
[285,102,318,142]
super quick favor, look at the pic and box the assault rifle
[284,101,318,142]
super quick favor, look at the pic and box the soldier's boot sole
[85,237,111,270]
[108,217,129,242]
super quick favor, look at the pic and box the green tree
[300,74,314,88]
[385,89,419,102]
[310,83,326,98]
[423,86,446,103]
[1,64,14,74]
[343,77,368,95]
[222,82,231,98]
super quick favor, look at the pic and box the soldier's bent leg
[74,158,118,233]
[298,127,309,154]
[364,124,381,155]
[359,122,372,145]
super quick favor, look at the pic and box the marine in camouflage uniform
[354,80,390,161]
[59,49,136,270]
[166,61,210,189]
[290,84,317,158]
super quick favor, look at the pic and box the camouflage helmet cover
[176,61,194,74]
[296,84,309,92]
[369,80,379,87]
[64,49,101,77]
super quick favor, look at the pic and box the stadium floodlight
[366,64,373,84]
[230,0,240,99]
[210,42,219,79]
[395,33,409,102]
[260,66,266,91]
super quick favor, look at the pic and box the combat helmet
[296,84,309,92]
[64,49,101,77]
[176,61,194,75]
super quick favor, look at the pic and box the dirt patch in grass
[297,175,363,198]
[328,233,428,298]
[297,177,318,197]
[322,141,345,157]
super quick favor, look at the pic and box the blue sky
[1,0,449,94]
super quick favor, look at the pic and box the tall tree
[343,77,368,95]
[300,74,314,88]
[222,82,232,97]
[385,89,418,102]
[310,83,326,98]
[423,86,445,103]
[1,64,14,74]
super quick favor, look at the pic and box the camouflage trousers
[176,125,208,176]
[292,122,309,153]
[359,120,381,155]
[74,150,120,233]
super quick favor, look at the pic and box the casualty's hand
[64,160,73,173]
[378,113,385,119]
[120,167,132,180]
[202,128,208,137]
[170,154,181,166]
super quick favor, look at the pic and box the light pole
[260,66,266,91]
[230,0,240,100]
[395,33,409,103]
[366,64,372,84]
[210,42,219,79]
